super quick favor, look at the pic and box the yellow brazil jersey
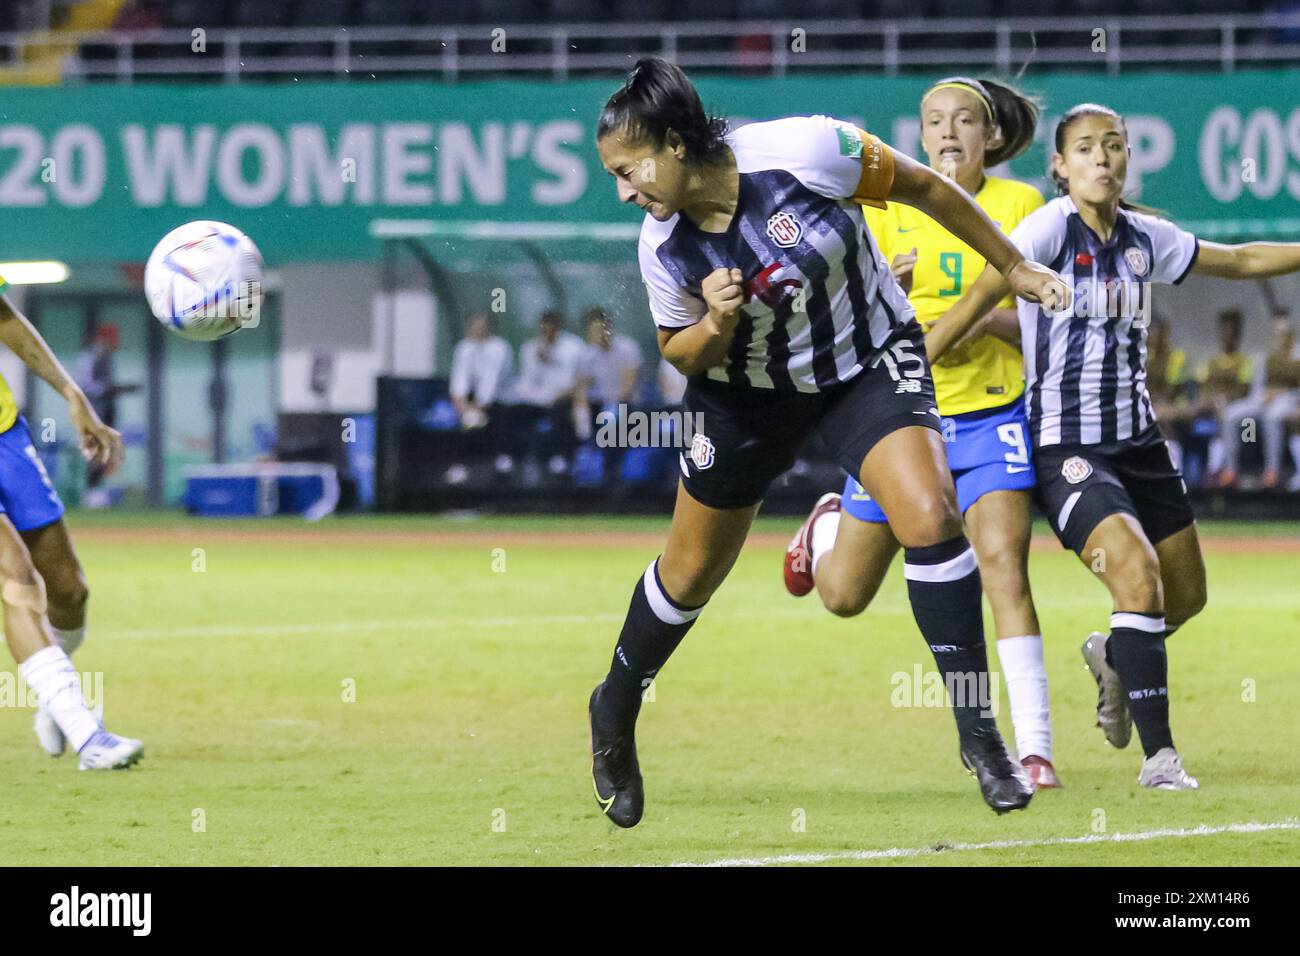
[866,176,1044,417]
[0,273,15,434]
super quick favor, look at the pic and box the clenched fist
[701,267,745,332]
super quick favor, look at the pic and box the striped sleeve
[638,234,706,331]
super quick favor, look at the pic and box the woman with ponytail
[783,77,1063,791]
[927,102,1300,792]
[586,58,1068,827]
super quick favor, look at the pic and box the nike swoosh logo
[1007,465,1031,473]
[592,775,616,812]
[897,226,920,233]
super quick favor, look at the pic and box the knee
[976,545,1031,603]
[43,565,88,613]
[899,491,962,547]
[1167,582,1207,627]
[820,582,873,619]
[1101,544,1163,610]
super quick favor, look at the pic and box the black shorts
[679,324,941,510]
[1033,425,1195,554]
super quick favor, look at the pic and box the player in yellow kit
[0,275,143,768]
[783,78,1061,788]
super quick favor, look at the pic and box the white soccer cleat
[77,729,145,771]
[33,704,67,757]
[1081,631,1132,749]
[1138,747,1200,791]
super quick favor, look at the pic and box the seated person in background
[573,307,642,436]
[1146,315,1194,470]
[1200,308,1254,486]
[445,313,512,483]
[658,356,687,407]
[1257,317,1300,488]
[450,313,512,429]
[504,310,585,477]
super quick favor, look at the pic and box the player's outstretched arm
[0,294,124,474]
[1193,241,1300,279]
[885,147,1068,312]
[924,264,1011,363]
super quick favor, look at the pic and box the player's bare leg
[1078,514,1197,790]
[861,426,1032,813]
[1154,523,1208,631]
[589,482,758,827]
[965,489,1059,788]
[811,511,898,617]
[21,519,90,755]
[0,516,141,770]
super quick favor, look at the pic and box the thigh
[1079,512,1163,613]
[658,480,759,607]
[858,426,961,548]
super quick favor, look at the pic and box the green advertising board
[0,69,1296,266]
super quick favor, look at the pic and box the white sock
[20,645,100,752]
[50,623,86,656]
[810,510,842,577]
[997,635,1052,762]
[1290,435,1300,471]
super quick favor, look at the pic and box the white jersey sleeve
[1131,211,1199,285]
[1008,198,1069,268]
[731,114,894,207]
[638,233,708,330]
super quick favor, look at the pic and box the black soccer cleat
[588,684,644,829]
[959,724,1034,815]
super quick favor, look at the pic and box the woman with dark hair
[781,76,1064,791]
[587,58,1068,826]
[928,102,1300,791]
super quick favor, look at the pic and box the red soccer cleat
[783,492,841,597]
[1020,755,1062,790]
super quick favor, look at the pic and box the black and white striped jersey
[1010,196,1198,448]
[638,115,915,393]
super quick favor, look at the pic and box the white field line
[95,592,1298,641]
[670,819,1300,867]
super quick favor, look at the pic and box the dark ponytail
[922,76,1041,168]
[980,78,1040,166]
[1051,102,1165,216]
[596,57,729,164]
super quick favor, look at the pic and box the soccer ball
[144,220,264,341]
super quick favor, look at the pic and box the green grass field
[2,511,1297,866]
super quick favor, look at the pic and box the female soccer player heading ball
[782,77,1064,790]
[928,103,1300,791]
[587,58,1068,826]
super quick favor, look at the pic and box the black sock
[1108,612,1173,758]
[903,535,994,737]
[600,559,704,724]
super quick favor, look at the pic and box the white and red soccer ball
[144,220,264,342]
